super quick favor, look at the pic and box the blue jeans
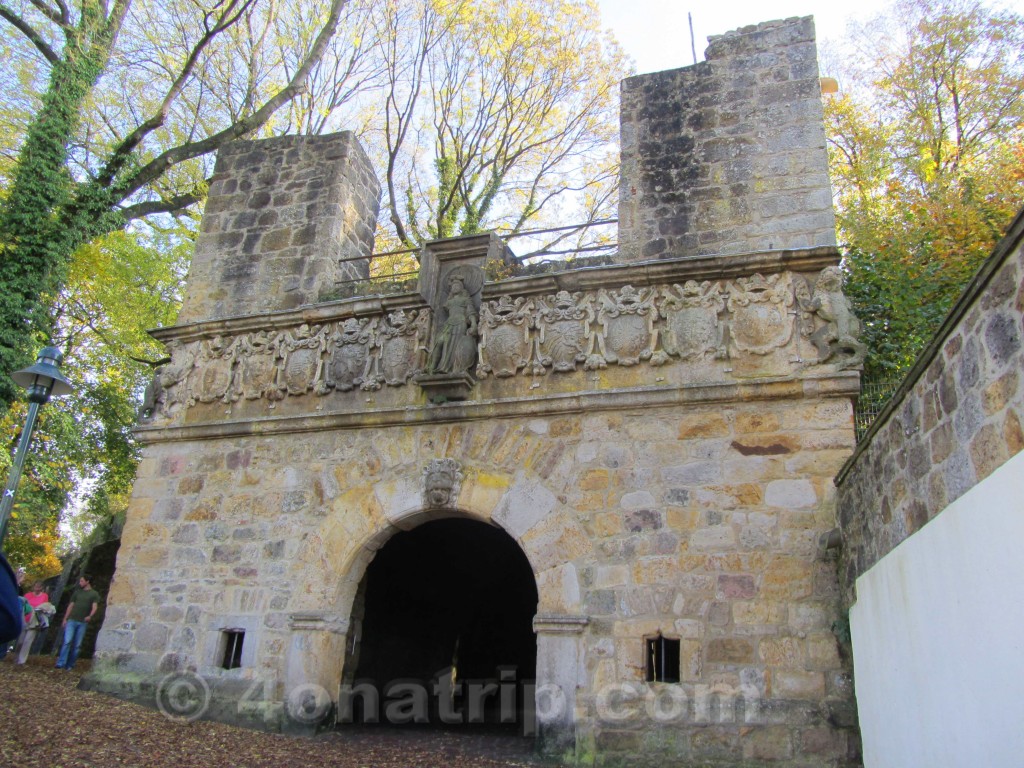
[57,620,88,669]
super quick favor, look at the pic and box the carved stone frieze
[143,265,865,422]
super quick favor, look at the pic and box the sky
[595,0,1024,75]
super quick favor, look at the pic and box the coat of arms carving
[590,285,657,367]
[327,318,376,392]
[533,291,590,375]
[193,335,237,404]
[235,330,282,402]
[657,281,727,361]
[726,274,795,356]
[476,295,533,379]
[377,309,430,387]
[280,324,327,396]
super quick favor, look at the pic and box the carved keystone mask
[423,458,464,509]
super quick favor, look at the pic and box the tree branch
[118,187,207,221]
[0,3,60,64]
[97,0,258,187]
[110,0,349,203]
[27,0,64,25]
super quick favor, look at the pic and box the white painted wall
[851,449,1024,767]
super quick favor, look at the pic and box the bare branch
[0,3,60,64]
[97,0,259,187]
[118,188,208,221]
[27,0,64,24]
[111,0,350,203]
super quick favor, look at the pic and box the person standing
[56,574,100,670]
[15,581,50,664]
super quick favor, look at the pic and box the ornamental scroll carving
[142,267,864,420]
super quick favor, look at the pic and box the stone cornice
[135,371,859,444]
[485,246,841,299]
[150,246,841,343]
[151,293,424,344]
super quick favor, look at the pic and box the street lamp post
[0,346,74,548]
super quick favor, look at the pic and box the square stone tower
[618,17,836,260]
[178,132,380,323]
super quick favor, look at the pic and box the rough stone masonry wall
[835,209,1024,603]
[178,132,380,324]
[618,17,836,261]
[99,394,859,766]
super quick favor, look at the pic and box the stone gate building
[86,18,863,766]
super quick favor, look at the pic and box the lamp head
[11,346,74,404]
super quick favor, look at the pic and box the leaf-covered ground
[0,659,542,767]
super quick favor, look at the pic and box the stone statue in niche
[377,309,430,386]
[727,273,795,356]
[657,281,728,362]
[327,317,376,392]
[476,295,533,379]
[427,273,479,375]
[806,266,867,369]
[533,290,590,374]
[423,458,464,508]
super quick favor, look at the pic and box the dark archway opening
[341,518,538,730]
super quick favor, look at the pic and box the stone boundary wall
[835,208,1024,603]
[618,17,836,261]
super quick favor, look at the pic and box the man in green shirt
[56,573,100,670]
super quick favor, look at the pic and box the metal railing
[854,376,900,442]
[323,219,619,301]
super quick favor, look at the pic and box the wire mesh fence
[854,376,901,442]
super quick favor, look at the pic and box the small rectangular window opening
[221,629,245,670]
[646,633,681,683]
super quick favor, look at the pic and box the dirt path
[0,660,543,768]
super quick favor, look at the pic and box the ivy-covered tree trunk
[0,3,124,410]
[0,0,350,413]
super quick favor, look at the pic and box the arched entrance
[341,518,538,728]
